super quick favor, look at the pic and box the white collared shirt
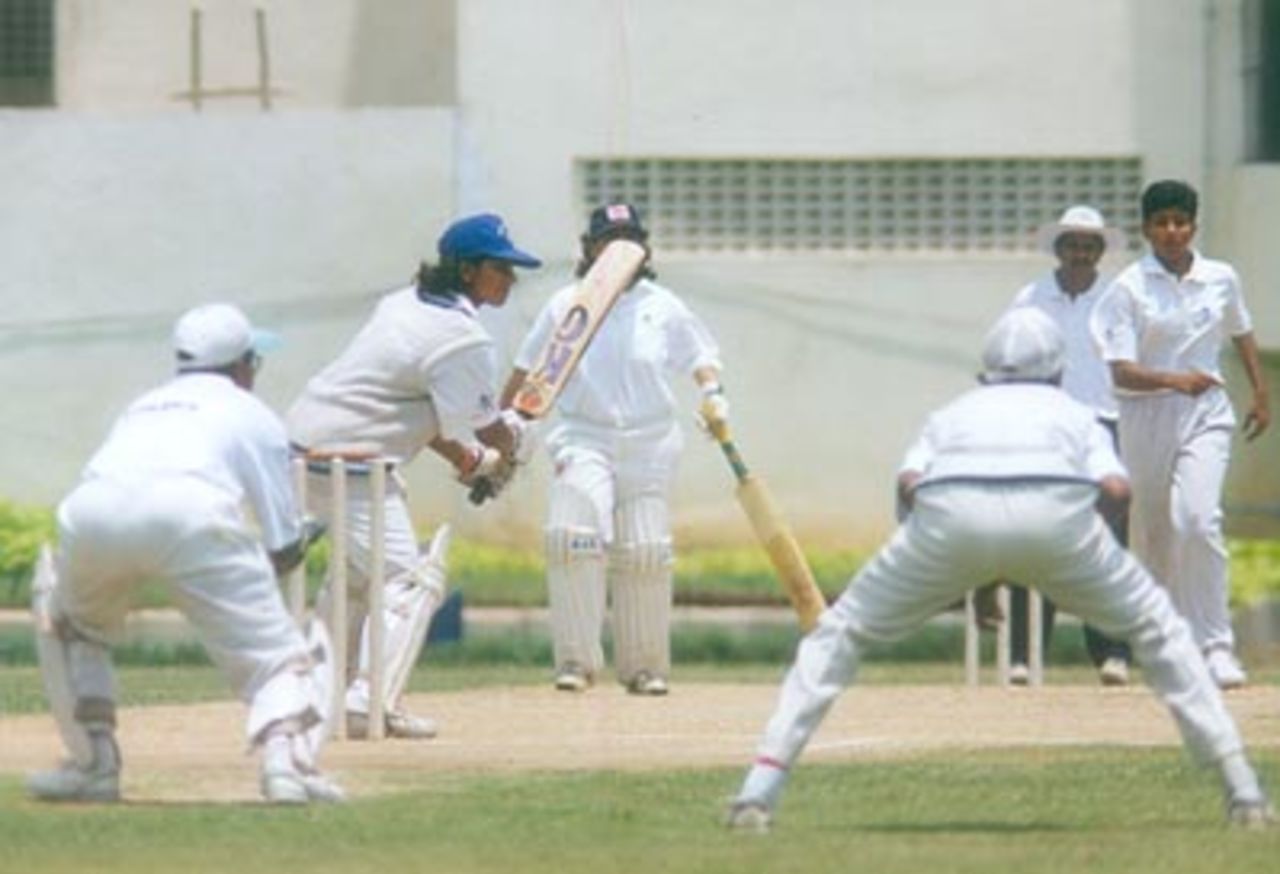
[84,373,300,551]
[514,279,721,430]
[288,287,499,460]
[1008,272,1116,419]
[899,383,1126,485]
[1092,252,1253,395]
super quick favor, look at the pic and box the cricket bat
[701,402,827,631]
[511,239,647,418]
[468,239,646,504]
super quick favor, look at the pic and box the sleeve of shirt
[1090,278,1138,363]
[1222,265,1254,337]
[1082,418,1128,482]
[513,298,558,371]
[237,402,302,553]
[665,298,722,374]
[427,342,500,442]
[1007,281,1035,310]
[898,416,939,476]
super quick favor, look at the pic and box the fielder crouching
[726,308,1274,832]
[29,304,342,805]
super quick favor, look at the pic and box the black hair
[415,256,477,298]
[1141,180,1198,222]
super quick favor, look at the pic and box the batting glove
[457,445,503,485]
[695,383,730,438]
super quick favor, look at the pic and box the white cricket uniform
[1091,252,1253,653]
[735,382,1249,811]
[54,372,318,744]
[1009,273,1116,419]
[287,287,499,714]
[515,278,721,683]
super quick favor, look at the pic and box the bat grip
[715,438,751,482]
[468,477,495,505]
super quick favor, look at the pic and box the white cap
[173,303,279,371]
[1035,204,1126,254]
[981,308,1065,384]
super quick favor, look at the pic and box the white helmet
[980,308,1065,384]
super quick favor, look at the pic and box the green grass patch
[0,749,1276,874]
[0,610,1103,670]
[2,494,1278,608]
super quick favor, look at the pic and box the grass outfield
[1,663,1278,873]
[0,749,1276,873]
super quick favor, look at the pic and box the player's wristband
[700,381,724,398]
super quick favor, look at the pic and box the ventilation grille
[578,157,1142,253]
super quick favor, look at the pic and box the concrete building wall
[3,0,1276,544]
[55,0,456,110]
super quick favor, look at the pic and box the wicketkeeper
[727,307,1273,831]
[287,213,540,738]
[29,304,341,805]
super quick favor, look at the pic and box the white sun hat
[980,308,1065,384]
[173,303,280,371]
[1035,204,1126,254]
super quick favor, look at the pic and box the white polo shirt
[900,383,1126,486]
[1092,252,1253,396]
[514,279,721,430]
[82,373,300,551]
[287,287,500,461]
[1008,273,1117,420]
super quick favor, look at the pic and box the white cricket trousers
[748,481,1245,789]
[1118,388,1235,653]
[544,419,682,682]
[55,476,312,714]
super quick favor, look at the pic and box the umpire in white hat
[1001,204,1133,685]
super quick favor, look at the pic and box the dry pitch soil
[2,682,1278,803]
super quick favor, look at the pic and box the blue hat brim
[488,246,542,269]
[251,328,283,355]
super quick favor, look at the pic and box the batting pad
[32,544,97,768]
[347,524,451,714]
[609,495,673,683]
[546,483,607,675]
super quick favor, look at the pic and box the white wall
[4,0,1274,545]
[457,0,1144,258]
[0,110,457,500]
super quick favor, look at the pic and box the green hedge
[2,498,1278,609]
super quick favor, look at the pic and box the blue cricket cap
[437,213,542,268]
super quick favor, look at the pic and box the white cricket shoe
[554,663,593,693]
[626,670,669,696]
[1008,663,1030,687]
[1227,797,1276,830]
[27,761,120,803]
[725,800,773,833]
[346,708,439,740]
[1099,657,1130,687]
[1205,648,1247,691]
[261,767,346,805]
